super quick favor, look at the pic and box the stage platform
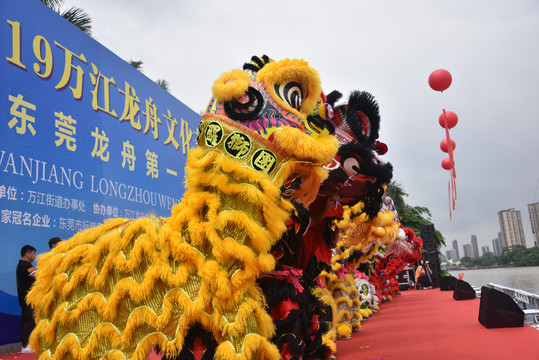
[3,288,538,360]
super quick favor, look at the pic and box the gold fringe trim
[28,142,300,360]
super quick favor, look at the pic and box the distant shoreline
[445,264,518,271]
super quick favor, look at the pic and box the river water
[447,266,539,295]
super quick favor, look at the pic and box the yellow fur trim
[214,334,281,360]
[331,283,352,296]
[311,286,337,356]
[351,318,362,331]
[322,331,337,354]
[28,110,340,360]
[359,309,371,319]
[212,69,251,102]
[366,308,373,315]
[271,127,338,165]
[270,127,338,206]
[336,323,352,339]
[256,59,321,118]
[28,138,301,359]
[372,210,397,227]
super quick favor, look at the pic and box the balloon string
[441,91,446,109]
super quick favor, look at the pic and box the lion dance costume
[27,55,420,360]
[27,56,339,360]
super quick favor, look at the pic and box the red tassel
[448,179,452,220]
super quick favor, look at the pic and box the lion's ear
[212,69,251,102]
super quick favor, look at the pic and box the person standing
[16,245,37,353]
[48,237,62,250]
[415,258,432,289]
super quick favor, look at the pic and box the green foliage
[459,246,539,267]
[60,7,92,36]
[42,0,92,36]
[129,60,144,72]
[155,79,170,92]
[388,181,446,247]
[387,181,407,215]
[478,252,496,267]
[40,0,63,9]
[459,256,473,268]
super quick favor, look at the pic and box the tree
[459,256,473,268]
[41,0,92,36]
[522,249,539,266]
[155,79,170,92]
[129,60,144,72]
[387,181,407,216]
[129,61,170,92]
[479,252,496,267]
[388,181,446,247]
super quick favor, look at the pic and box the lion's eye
[343,157,360,177]
[274,80,304,111]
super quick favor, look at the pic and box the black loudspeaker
[453,279,476,300]
[478,287,524,328]
[396,270,410,291]
[420,224,441,288]
[440,275,457,291]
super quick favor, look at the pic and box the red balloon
[439,111,458,129]
[441,158,453,170]
[440,139,456,153]
[429,69,452,92]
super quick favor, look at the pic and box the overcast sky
[61,0,539,253]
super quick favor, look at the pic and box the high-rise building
[528,202,539,247]
[498,208,526,248]
[497,232,503,254]
[481,245,490,255]
[471,235,479,258]
[492,237,502,256]
[452,239,460,260]
[463,243,473,258]
[446,249,457,261]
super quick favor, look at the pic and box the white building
[463,243,473,258]
[492,237,502,256]
[498,208,526,248]
[446,248,457,261]
[527,202,539,247]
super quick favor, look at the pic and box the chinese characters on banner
[0,0,200,315]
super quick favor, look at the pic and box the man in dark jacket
[16,245,37,353]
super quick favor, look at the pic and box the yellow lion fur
[212,69,252,102]
[28,115,338,360]
[256,59,321,121]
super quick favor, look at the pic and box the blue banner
[0,0,200,344]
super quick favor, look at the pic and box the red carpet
[3,289,538,359]
[337,288,539,360]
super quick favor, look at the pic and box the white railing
[487,283,539,329]
[487,283,539,307]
